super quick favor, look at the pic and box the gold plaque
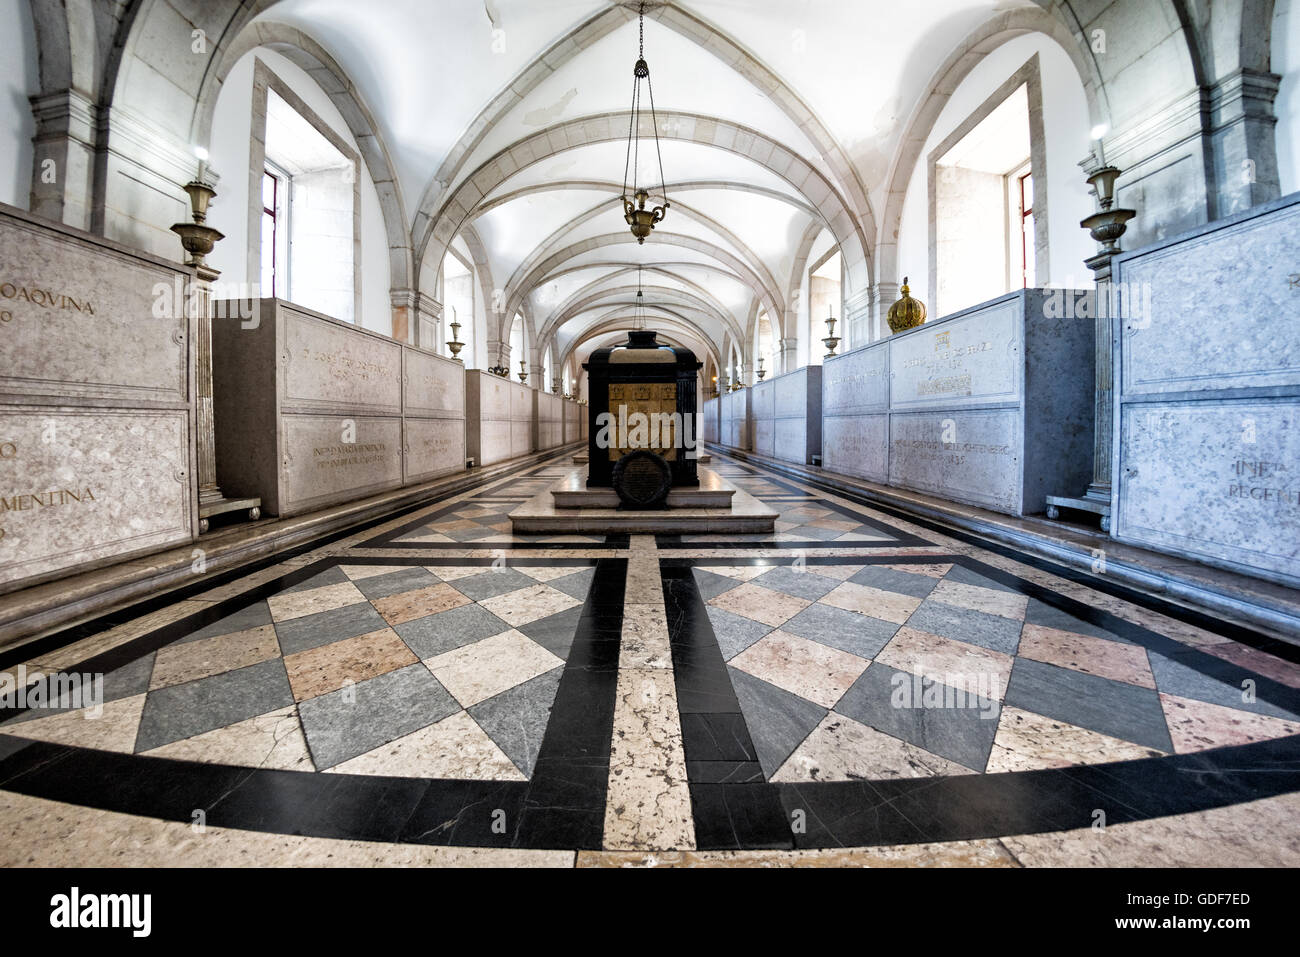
[607,382,678,462]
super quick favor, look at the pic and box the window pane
[262,170,277,212]
[261,211,276,298]
[1021,173,1034,213]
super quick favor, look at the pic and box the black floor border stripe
[708,450,1299,661]
[659,554,1300,850]
[0,558,626,851]
[0,448,583,672]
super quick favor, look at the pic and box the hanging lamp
[621,2,669,244]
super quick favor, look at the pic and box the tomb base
[510,466,775,534]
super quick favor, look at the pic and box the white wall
[207,48,392,336]
[0,0,37,210]
[896,33,1097,314]
[1276,0,1300,197]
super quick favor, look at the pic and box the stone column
[193,262,221,506]
[28,90,97,231]
[777,337,797,375]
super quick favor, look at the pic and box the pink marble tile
[1160,693,1300,754]
[1018,623,1156,690]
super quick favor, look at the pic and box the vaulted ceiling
[256,0,1037,368]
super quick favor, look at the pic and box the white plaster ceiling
[256,0,1035,361]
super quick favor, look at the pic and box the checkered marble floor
[1,562,595,778]
[2,449,1298,860]
[693,560,1300,781]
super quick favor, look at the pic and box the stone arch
[542,284,740,356]
[414,2,877,260]
[500,194,789,337]
[514,231,782,348]
[419,111,871,304]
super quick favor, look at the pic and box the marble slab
[0,407,193,587]
[281,303,403,415]
[1114,195,1300,585]
[889,297,1021,410]
[1117,198,1300,396]
[405,417,467,484]
[751,381,775,457]
[0,206,190,406]
[403,348,466,418]
[280,414,403,515]
[889,410,1023,514]
[1116,400,1300,583]
[819,290,1091,516]
[822,414,888,483]
[466,372,536,466]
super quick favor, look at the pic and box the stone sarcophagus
[822,289,1094,517]
[535,390,565,452]
[720,388,751,451]
[702,396,721,445]
[1113,193,1300,586]
[0,203,197,592]
[466,371,534,467]
[563,399,581,445]
[584,331,702,489]
[211,299,465,517]
[751,366,822,465]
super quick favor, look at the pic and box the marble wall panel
[889,410,1022,514]
[405,417,466,484]
[1117,200,1300,396]
[822,414,888,483]
[404,348,466,418]
[279,414,403,516]
[822,342,888,416]
[280,305,403,415]
[0,208,190,406]
[889,296,1021,411]
[1116,400,1299,583]
[0,407,193,586]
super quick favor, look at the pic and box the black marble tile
[687,760,765,783]
[210,767,431,843]
[398,779,528,846]
[689,782,793,850]
[778,781,927,848]
[680,712,758,762]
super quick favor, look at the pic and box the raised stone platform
[510,466,775,534]
[571,451,711,465]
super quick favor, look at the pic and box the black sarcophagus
[584,331,702,502]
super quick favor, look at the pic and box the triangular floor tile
[468,667,564,777]
[1160,692,1300,754]
[773,712,975,781]
[986,706,1165,772]
[727,666,826,779]
[141,705,312,771]
[7,693,146,753]
[331,710,525,779]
